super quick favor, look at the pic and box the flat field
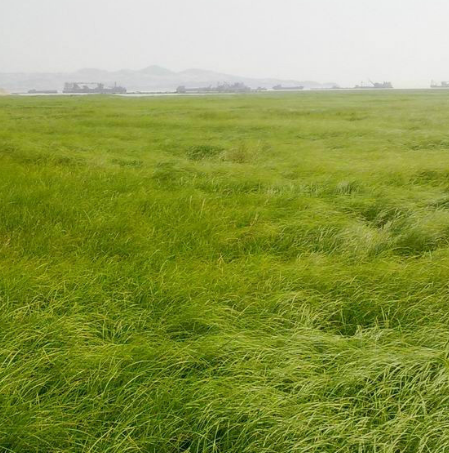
[2,91,449,452]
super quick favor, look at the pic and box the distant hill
[0,66,338,93]
[140,65,175,76]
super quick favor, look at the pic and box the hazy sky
[2,0,449,87]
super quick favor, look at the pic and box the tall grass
[2,91,449,451]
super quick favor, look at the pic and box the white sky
[1,0,449,87]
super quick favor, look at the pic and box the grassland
[2,90,449,452]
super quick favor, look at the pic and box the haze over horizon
[2,0,449,88]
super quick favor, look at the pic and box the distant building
[216,82,252,93]
[431,81,449,89]
[355,81,393,89]
[28,89,58,94]
[176,82,252,94]
[63,82,126,94]
[272,84,304,91]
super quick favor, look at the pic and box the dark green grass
[2,91,449,452]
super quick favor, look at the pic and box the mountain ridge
[0,65,338,92]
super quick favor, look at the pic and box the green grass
[2,90,449,452]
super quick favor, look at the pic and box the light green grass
[2,91,449,452]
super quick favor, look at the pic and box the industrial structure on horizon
[272,84,304,91]
[63,82,127,94]
[22,77,449,95]
[430,81,449,89]
[355,81,393,89]
[176,82,254,94]
[27,89,58,94]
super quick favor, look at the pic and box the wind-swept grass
[2,91,449,452]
